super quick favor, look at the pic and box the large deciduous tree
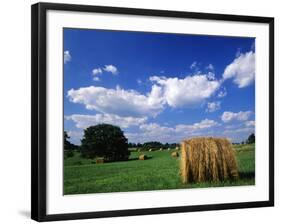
[81,124,130,162]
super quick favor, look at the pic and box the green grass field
[64,144,255,195]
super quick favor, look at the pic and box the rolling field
[64,144,255,195]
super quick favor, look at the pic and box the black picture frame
[31,2,274,222]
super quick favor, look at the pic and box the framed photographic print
[31,2,274,222]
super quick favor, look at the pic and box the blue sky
[63,28,255,145]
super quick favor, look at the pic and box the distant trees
[128,142,137,148]
[138,142,179,150]
[168,143,179,149]
[81,124,130,162]
[142,141,162,151]
[64,131,78,158]
[64,131,72,150]
[246,133,255,144]
[127,141,179,150]
[164,143,170,149]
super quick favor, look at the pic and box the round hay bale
[181,137,239,184]
[171,151,179,157]
[96,158,104,164]
[149,148,153,152]
[139,154,147,160]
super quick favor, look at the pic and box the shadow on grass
[90,156,154,164]
[128,156,153,161]
[239,171,255,179]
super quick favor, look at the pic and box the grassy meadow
[64,144,255,195]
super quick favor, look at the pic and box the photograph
[63,28,256,195]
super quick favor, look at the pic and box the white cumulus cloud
[67,130,83,141]
[245,120,255,127]
[92,68,103,76]
[207,72,215,80]
[175,119,219,133]
[206,63,215,71]
[67,85,165,117]
[190,61,198,69]
[223,51,255,88]
[64,50,71,64]
[149,74,220,108]
[126,119,219,143]
[221,111,252,123]
[223,127,254,135]
[66,114,147,129]
[69,73,220,117]
[206,101,221,112]
[217,88,227,98]
[103,65,118,75]
[92,68,102,81]
[93,76,100,82]
[137,79,142,85]
[140,123,174,134]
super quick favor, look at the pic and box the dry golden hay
[96,158,104,164]
[180,137,239,184]
[171,151,179,157]
[139,154,147,160]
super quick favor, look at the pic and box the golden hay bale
[139,154,147,160]
[171,151,179,157]
[96,158,104,164]
[181,137,239,184]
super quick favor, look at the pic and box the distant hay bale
[149,149,153,152]
[96,158,104,164]
[181,137,239,184]
[175,146,179,151]
[171,151,179,157]
[159,148,163,151]
[139,154,147,160]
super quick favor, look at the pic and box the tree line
[64,123,255,161]
[128,142,179,150]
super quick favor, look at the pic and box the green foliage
[64,131,72,150]
[142,141,163,150]
[64,144,255,194]
[128,142,137,148]
[246,133,255,144]
[64,150,74,159]
[128,142,179,151]
[80,124,130,161]
[139,142,179,151]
